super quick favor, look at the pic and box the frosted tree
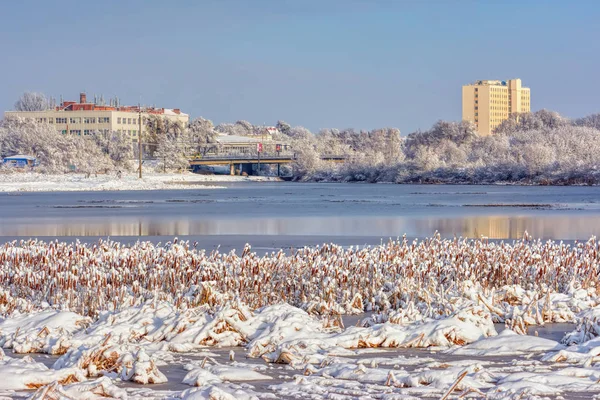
[276,120,291,136]
[0,117,112,173]
[94,130,134,169]
[144,115,166,157]
[14,92,51,111]
[494,109,567,135]
[215,120,254,136]
[188,117,218,156]
[154,130,189,172]
[574,114,600,130]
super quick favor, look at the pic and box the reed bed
[0,235,599,325]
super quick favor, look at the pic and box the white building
[5,93,189,143]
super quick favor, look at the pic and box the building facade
[462,79,531,135]
[4,93,189,143]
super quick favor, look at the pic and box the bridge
[188,152,346,175]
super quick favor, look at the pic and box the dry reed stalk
[439,370,469,400]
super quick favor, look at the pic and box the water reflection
[3,214,600,240]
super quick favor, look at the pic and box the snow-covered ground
[3,236,600,398]
[0,172,279,192]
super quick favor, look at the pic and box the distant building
[462,79,531,135]
[5,93,189,143]
[243,126,279,141]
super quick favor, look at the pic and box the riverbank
[0,172,281,192]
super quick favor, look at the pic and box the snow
[183,362,272,385]
[0,310,90,354]
[0,172,278,192]
[29,377,127,399]
[451,329,564,356]
[0,350,85,390]
[2,236,600,397]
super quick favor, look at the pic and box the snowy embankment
[3,236,600,398]
[0,172,279,192]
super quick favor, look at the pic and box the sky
[1,0,599,134]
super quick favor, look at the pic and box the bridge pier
[277,164,280,177]
[229,163,235,176]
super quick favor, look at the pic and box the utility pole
[257,143,261,175]
[138,103,143,179]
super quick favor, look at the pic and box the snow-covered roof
[4,154,36,160]
[216,134,260,144]
[164,108,189,117]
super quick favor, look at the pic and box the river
[2,182,600,250]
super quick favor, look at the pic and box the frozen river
[2,182,600,249]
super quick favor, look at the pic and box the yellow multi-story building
[4,93,189,143]
[462,79,530,135]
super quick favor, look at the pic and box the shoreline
[0,171,598,193]
[0,172,282,193]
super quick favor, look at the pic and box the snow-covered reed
[3,235,600,397]
[0,235,598,323]
[0,236,600,324]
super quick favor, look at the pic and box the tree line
[4,92,600,184]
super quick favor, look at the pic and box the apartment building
[462,79,531,135]
[4,93,189,142]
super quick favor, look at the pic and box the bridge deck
[189,155,345,166]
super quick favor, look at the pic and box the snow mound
[451,329,564,356]
[30,377,127,400]
[0,348,85,390]
[252,306,496,365]
[0,310,90,354]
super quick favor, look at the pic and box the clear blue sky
[1,0,598,134]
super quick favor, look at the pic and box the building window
[474,106,478,110]
[117,118,122,124]
[475,113,478,116]
[84,117,96,124]
[128,118,132,124]
[71,130,82,135]
[56,117,67,124]
[83,129,92,136]
[70,117,81,124]
[61,130,67,134]
[49,118,54,124]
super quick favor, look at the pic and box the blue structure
[2,155,39,168]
